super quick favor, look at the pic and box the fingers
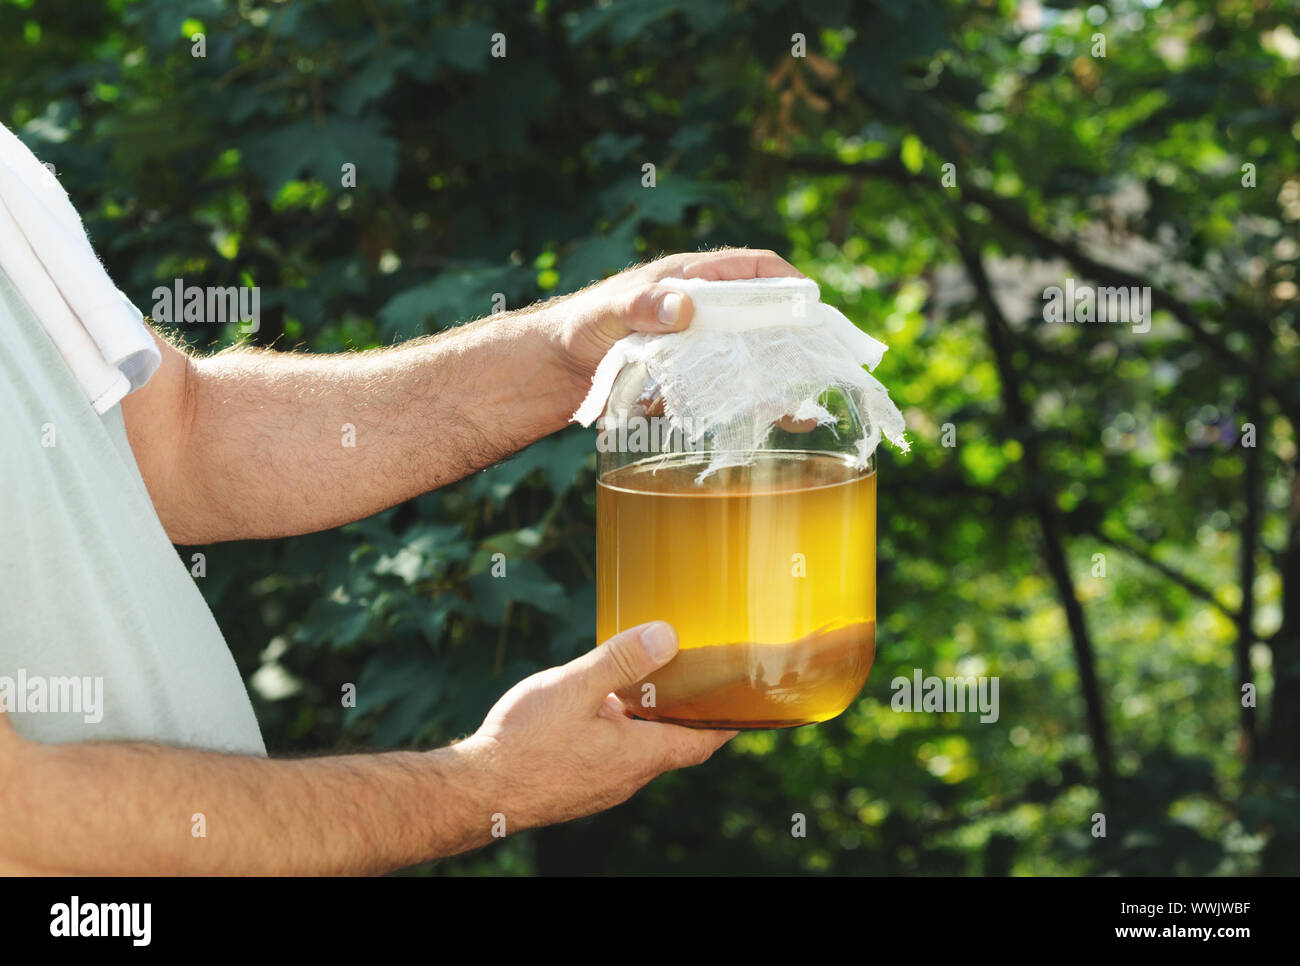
[679,248,805,281]
[775,414,820,434]
[598,692,633,720]
[636,719,740,769]
[618,249,803,338]
[559,621,681,707]
[621,284,696,335]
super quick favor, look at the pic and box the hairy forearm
[170,306,586,543]
[0,735,496,875]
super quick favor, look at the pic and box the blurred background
[3,0,1297,874]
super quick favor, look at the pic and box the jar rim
[598,448,877,490]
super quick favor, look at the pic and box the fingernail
[657,293,682,326]
[640,621,677,661]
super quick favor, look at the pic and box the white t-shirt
[0,265,266,755]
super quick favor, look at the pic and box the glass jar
[593,280,878,730]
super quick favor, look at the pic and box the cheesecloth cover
[572,276,909,480]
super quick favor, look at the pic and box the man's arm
[0,622,732,874]
[0,721,486,875]
[122,249,801,544]
[129,307,586,544]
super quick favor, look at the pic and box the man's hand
[549,248,804,378]
[123,246,803,543]
[461,621,736,831]
[0,622,733,874]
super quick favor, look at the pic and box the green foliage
[5,0,1298,875]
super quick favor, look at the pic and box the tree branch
[1087,526,1271,648]
[1238,335,1264,756]
[956,232,1116,795]
[781,154,1289,406]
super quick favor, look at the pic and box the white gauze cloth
[573,276,909,478]
[0,123,159,413]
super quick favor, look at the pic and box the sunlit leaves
[6,0,1295,878]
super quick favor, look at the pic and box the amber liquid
[596,451,876,729]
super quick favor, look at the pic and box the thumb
[563,621,680,706]
[622,285,695,335]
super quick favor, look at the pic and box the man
[0,145,802,872]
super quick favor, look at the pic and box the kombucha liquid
[596,451,876,729]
